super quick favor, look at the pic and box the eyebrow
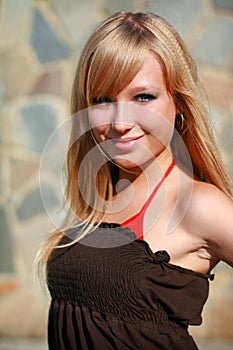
[125,85,162,94]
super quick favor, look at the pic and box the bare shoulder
[190,181,233,224]
[184,180,233,266]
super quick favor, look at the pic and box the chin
[113,157,139,169]
[112,156,155,172]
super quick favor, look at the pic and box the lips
[109,135,143,151]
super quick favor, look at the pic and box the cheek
[88,105,114,128]
[151,99,176,143]
[89,107,112,141]
[156,98,176,125]
[136,109,175,145]
[153,94,176,121]
[167,102,177,125]
[92,126,108,143]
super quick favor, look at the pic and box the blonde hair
[36,12,232,279]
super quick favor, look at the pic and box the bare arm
[191,182,233,267]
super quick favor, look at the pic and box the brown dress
[47,224,214,350]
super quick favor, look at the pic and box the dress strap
[140,159,175,213]
[121,160,175,238]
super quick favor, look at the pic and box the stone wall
[0,0,232,347]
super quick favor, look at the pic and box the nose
[111,103,134,134]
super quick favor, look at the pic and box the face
[89,54,177,170]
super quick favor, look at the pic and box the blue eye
[135,94,156,102]
[92,96,112,104]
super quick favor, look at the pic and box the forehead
[118,54,165,94]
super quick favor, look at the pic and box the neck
[118,147,174,189]
[105,148,174,220]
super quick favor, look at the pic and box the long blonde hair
[37,11,232,278]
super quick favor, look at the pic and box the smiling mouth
[109,136,143,151]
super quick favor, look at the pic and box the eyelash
[92,97,112,104]
[134,94,156,102]
[92,94,156,105]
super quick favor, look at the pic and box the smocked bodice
[47,224,213,350]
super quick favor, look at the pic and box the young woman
[39,11,233,349]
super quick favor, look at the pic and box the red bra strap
[122,160,175,227]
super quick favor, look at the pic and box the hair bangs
[86,27,150,103]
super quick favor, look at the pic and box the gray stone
[193,16,233,67]
[0,338,47,350]
[219,116,233,152]
[213,0,233,11]
[51,0,104,46]
[0,206,14,273]
[196,340,233,350]
[16,188,44,221]
[20,101,58,153]
[105,0,139,14]
[31,7,70,64]
[146,0,205,39]
[228,158,233,177]
[0,155,3,196]
[16,185,59,222]
[0,69,5,102]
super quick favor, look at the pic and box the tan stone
[10,157,40,192]
[0,278,49,337]
[200,70,233,109]
[0,280,20,297]
[0,0,32,48]
[191,264,233,342]
[1,46,39,100]
[208,293,233,339]
[30,62,73,100]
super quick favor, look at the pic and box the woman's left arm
[201,184,233,267]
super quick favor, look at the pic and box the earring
[175,113,186,132]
